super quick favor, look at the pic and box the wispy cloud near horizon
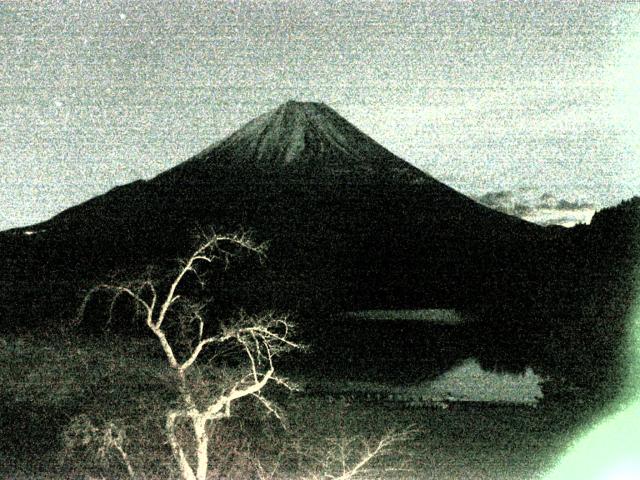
[475,190,596,227]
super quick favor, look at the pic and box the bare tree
[81,232,301,480]
[297,428,414,480]
[78,231,414,480]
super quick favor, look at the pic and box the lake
[302,309,544,405]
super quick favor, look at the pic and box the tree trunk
[194,416,210,480]
[166,411,198,480]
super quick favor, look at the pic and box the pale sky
[1,0,639,230]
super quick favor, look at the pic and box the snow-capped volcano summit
[165,101,432,184]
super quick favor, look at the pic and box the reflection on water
[304,309,545,404]
[309,357,543,405]
[345,309,466,324]
[410,358,543,403]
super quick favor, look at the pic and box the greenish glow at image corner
[545,269,640,480]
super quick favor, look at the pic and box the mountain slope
[21,101,529,235]
[156,100,434,185]
[2,101,549,330]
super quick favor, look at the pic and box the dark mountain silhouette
[0,101,638,396]
[1,101,540,315]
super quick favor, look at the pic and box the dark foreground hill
[0,101,638,395]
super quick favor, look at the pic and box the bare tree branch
[79,231,298,480]
[302,429,415,480]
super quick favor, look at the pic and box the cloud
[536,192,594,211]
[475,190,533,217]
[475,190,595,227]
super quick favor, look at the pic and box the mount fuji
[0,101,635,382]
[0,102,556,325]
